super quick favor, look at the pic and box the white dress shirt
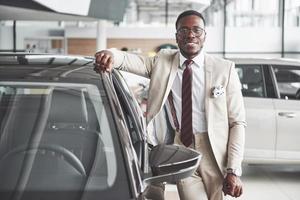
[167,51,207,133]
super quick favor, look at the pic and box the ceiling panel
[0,0,128,21]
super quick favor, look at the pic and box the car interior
[237,66,265,97]
[0,86,106,200]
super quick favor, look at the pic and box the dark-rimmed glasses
[177,27,205,37]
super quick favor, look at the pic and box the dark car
[0,54,201,200]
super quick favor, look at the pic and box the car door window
[236,65,266,97]
[273,65,300,100]
[111,74,144,164]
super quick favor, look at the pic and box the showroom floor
[165,164,300,200]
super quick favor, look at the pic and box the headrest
[47,89,88,130]
[241,67,262,84]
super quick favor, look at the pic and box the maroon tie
[181,60,193,147]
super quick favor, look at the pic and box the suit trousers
[174,132,224,200]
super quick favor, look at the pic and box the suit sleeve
[226,62,246,175]
[108,48,157,78]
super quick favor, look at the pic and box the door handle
[278,112,296,118]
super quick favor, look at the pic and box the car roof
[0,53,100,83]
[228,57,300,66]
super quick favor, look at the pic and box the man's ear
[203,32,207,42]
[175,33,179,44]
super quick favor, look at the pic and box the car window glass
[111,74,145,192]
[113,82,140,143]
[0,82,131,199]
[236,65,266,97]
[273,65,300,100]
[112,75,143,161]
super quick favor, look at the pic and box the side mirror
[143,144,201,185]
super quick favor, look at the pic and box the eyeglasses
[177,27,205,37]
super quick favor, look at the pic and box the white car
[231,58,300,164]
[124,57,300,165]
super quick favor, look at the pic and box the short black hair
[175,10,206,29]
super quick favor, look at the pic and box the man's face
[176,15,206,59]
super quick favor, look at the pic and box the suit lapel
[204,54,213,133]
[158,51,180,112]
[147,52,180,124]
[165,52,180,97]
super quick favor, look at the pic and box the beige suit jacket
[109,48,246,175]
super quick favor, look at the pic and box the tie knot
[184,60,193,72]
[184,60,193,67]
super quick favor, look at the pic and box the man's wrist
[226,168,241,177]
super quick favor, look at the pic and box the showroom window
[285,0,300,27]
[226,0,280,27]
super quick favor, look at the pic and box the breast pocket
[212,94,227,123]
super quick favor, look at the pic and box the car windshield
[0,82,131,200]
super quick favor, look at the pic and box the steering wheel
[1,144,86,176]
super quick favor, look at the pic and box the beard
[179,42,203,59]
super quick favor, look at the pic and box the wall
[1,23,300,59]
[285,28,300,58]
[67,38,96,56]
[225,27,282,58]
[204,27,224,57]
[65,26,177,55]
[0,24,64,51]
[107,38,176,55]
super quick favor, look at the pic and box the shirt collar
[179,50,204,69]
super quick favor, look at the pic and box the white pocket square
[211,85,225,98]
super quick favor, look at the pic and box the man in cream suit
[95,10,246,200]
